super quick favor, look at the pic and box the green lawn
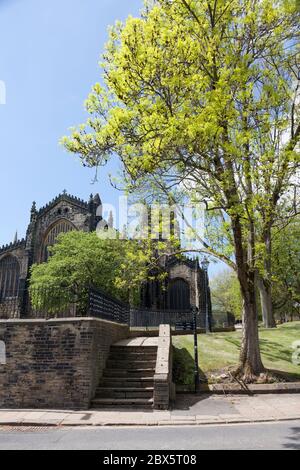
[172,321,300,385]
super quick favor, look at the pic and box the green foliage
[60,0,299,372]
[272,218,300,314]
[173,322,300,383]
[30,230,155,307]
[204,210,235,260]
[61,0,299,273]
[210,269,243,319]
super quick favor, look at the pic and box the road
[0,421,299,450]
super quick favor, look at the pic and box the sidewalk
[0,394,300,427]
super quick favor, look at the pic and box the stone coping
[155,325,171,376]
[0,317,129,327]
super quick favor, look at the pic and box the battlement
[37,191,89,216]
[0,238,26,255]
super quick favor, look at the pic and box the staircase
[91,344,157,409]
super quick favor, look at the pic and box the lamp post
[201,256,211,334]
[192,305,199,393]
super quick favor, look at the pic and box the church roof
[166,254,202,270]
[37,191,89,217]
[0,238,26,255]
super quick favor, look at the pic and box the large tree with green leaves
[30,230,154,306]
[62,0,299,381]
[211,269,243,320]
[271,217,300,319]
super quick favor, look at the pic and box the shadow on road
[283,427,300,450]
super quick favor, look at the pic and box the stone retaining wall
[0,318,129,409]
[153,324,175,410]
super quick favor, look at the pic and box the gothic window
[0,255,20,300]
[168,278,190,310]
[41,219,76,262]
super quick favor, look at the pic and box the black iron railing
[89,287,129,325]
[0,286,129,324]
[0,291,23,319]
[28,287,85,318]
[130,308,234,329]
[0,286,235,328]
[0,287,85,319]
[130,307,203,328]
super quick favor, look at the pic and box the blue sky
[0,0,226,276]
[0,0,143,243]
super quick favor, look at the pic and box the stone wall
[153,324,175,410]
[0,317,129,409]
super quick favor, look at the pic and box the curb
[177,382,300,395]
[1,416,300,428]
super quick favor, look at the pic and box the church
[0,191,212,321]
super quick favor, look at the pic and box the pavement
[0,393,300,427]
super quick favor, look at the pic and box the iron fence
[28,287,85,318]
[0,287,85,319]
[89,287,129,324]
[130,308,234,329]
[0,286,129,324]
[130,308,205,328]
[0,286,235,328]
[0,291,23,319]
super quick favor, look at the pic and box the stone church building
[0,192,212,321]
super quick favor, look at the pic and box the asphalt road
[0,421,299,450]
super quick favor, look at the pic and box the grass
[172,321,300,385]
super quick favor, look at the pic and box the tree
[271,217,300,320]
[30,230,154,306]
[254,179,300,328]
[211,269,243,320]
[62,0,300,381]
[205,208,275,327]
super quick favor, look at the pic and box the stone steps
[96,387,154,399]
[103,368,155,378]
[106,359,156,369]
[108,352,157,361]
[91,398,154,409]
[100,377,154,388]
[110,345,157,354]
[91,343,158,409]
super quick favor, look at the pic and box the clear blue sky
[0,0,143,245]
[0,0,226,276]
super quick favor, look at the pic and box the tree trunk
[237,273,265,381]
[257,275,276,328]
[231,216,265,381]
[259,226,276,328]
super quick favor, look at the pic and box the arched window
[41,219,76,262]
[168,278,190,310]
[0,255,20,300]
